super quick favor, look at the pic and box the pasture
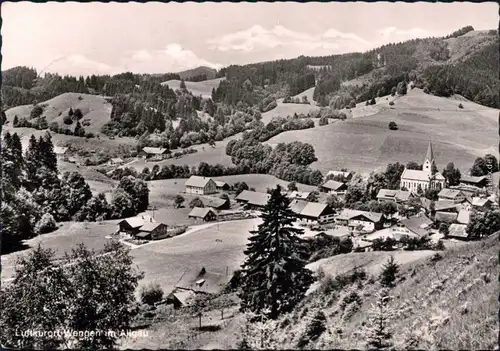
[261,97,321,125]
[267,88,498,174]
[161,78,225,99]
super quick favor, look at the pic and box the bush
[30,105,44,119]
[388,121,398,130]
[140,283,164,306]
[297,310,327,348]
[389,101,395,106]
[35,213,58,234]
[63,115,73,125]
[458,103,464,109]
[73,108,83,120]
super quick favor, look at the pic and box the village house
[400,142,445,193]
[166,290,196,309]
[287,191,313,201]
[214,180,230,191]
[336,209,385,233]
[108,157,124,166]
[376,189,414,204]
[117,215,155,235]
[290,200,336,224]
[392,214,433,240]
[438,189,466,203]
[459,175,489,189]
[235,190,271,210]
[174,267,231,295]
[185,176,217,195]
[470,197,494,212]
[447,223,470,240]
[139,147,169,160]
[434,200,460,223]
[188,207,217,222]
[320,180,347,195]
[200,196,230,211]
[54,146,69,162]
[135,222,169,240]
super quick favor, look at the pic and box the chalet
[200,196,230,210]
[459,175,488,189]
[320,180,347,195]
[54,146,69,161]
[438,189,466,204]
[376,189,414,204]
[214,181,230,191]
[235,190,270,209]
[108,157,124,166]
[174,267,231,295]
[287,191,312,201]
[117,215,155,235]
[141,147,169,160]
[336,209,385,232]
[185,176,217,195]
[471,197,494,212]
[290,200,336,224]
[392,214,433,240]
[188,207,217,222]
[136,222,169,240]
[447,224,470,240]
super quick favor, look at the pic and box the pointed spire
[425,141,434,163]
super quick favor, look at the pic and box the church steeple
[423,141,435,174]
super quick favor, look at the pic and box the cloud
[207,25,371,54]
[41,54,121,76]
[379,26,430,38]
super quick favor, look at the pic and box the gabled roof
[300,202,330,218]
[54,146,69,154]
[110,157,124,163]
[377,189,413,202]
[188,207,216,219]
[139,222,166,232]
[435,200,460,212]
[168,290,196,306]
[337,209,383,223]
[457,209,471,225]
[235,191,270,206]
[448,224,469,238]
[201,196,228,209]
[175,267,230,294]
[185,175,214,188]
[326,170,351,178]
[435,211,458,223]
[400,214,433,238]
[460,175,487,184]
[142,147,168,155]
[438,188,464,199]
[214,180,228,188]
[119,215,155,229]
[287,191,311,200]
[321,180,346,191]
[471,197,492,207]
[290,200,308,214]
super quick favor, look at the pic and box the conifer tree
[239,185,315,319]
[363,288,395,350]
[380,256,400,288]
[38,132,58,173]
[24,135,41,190]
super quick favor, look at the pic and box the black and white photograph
[0,1,499,349]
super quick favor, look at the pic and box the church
[400,142,446,194]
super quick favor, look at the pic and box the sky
[2,2,498,76]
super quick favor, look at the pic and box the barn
[185,176,217,195]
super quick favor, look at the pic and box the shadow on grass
[195,325,222,332]
[1,241,31,255]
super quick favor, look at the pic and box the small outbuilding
[188,207,217,222]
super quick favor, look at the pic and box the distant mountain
[176,66,218,81]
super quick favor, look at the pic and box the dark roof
[136,231,151,238]
[235,191,270,206]
[337,209,383,223]
[400,214,433,238]
[188,207,216,219]
[435,211,458,223]
[460,175,487,184]
[175,267,230,294]
[321,180,346,191]
[435,201,460,212]
[119,215,156,229]
[185,176,214,188]
[139,222,166,232]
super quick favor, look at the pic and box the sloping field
[5,93,113,135]
[161,78,225,98]
[266,88,498,174]
[445,29,498,63]
[261,97,321,125]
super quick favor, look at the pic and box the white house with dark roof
[214,180,229,191]
[117,214,155,235]
[289,200,335,224]
[188,207,217,221]
[400,142,445,193]
[140,147,169,160]
[185,176,217,195]
[336,209,385,232]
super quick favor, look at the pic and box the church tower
[423,141,435,174]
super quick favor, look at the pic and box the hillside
[161,78,225,98]
[5,93,113,135]
[177,66,218,81]
[265,87,498,174]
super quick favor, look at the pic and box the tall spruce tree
[380,256,400,288]
[363,288,395,350]
[239,185,315,319]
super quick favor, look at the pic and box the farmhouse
[136,222,169,240]
[140,147,169,160]
[174,267,231,295]
[185,176,217,195]
[459,175,489,189]
[320,180,347,195]
[336,209,385,232]
[471,197,494,211]
[54,146,69,161]
[448,224,470,240]
[117,215,155,235]
[108,157,124,166]
[235,190,270,209]
[376,189,414,204]
[188,207,217,222]
[287,191,313,201]
[438,189,466,203]
[392,214,433,240]
[166,290,196,309]
[400,142,445,193]
[200,196,230,210]
[214,180,230,191]
[290,200,336,224]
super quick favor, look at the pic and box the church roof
[425,141,434,162]
[401,169,431,181]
